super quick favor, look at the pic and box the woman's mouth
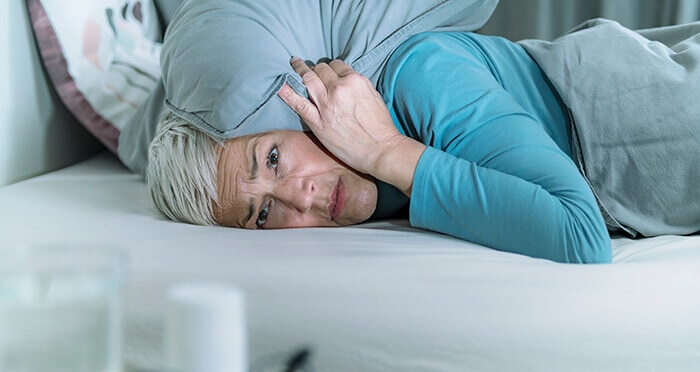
[329,178,346,222]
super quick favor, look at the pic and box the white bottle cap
[163,284,247,372]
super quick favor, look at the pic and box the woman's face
[214,130,378,229]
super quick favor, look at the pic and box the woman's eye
[267,146,279,169]
[256,204,269,229]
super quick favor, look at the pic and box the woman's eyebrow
[249,138,259,180]
[244,197,255,227]
[242,137,261,228]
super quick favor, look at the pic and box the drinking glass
[0,245,126,372]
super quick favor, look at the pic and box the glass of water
[0,245,126,372]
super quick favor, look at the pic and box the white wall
[0,0,102,188]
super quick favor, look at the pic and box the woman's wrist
[371,135,426,197]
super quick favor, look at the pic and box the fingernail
[290,56,301,64]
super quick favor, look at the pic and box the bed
[2,152,700,371]
[3,0,700,371]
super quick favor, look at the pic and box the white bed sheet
[1,153,699,371]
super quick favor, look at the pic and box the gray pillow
[161,0,498,139]
[118,0,498,176]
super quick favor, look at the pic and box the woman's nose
[277,176,317,212]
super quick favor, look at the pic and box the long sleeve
[379,32,611,263]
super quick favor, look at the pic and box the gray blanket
[519,19,700,236]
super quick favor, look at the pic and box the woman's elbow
[565,214,612,264]
[574,239,612,264]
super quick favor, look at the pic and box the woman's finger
[290,58,326,104]
[277,84,321,127]
[290,57,314,78]
[311,62,340,84]
[328,59,354,77]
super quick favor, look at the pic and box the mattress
[1,153,699,371]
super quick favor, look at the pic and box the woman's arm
[381,34,611,264]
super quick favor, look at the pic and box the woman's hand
[278,58,425,196]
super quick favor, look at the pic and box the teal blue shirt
[375,32,611,263]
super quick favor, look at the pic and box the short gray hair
[146,108,221,225]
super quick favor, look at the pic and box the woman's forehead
[213,136,252,226]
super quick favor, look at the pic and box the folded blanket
[520,19,700,236]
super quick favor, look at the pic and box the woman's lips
[330,178,346,222]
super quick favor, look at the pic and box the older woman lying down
[146,28,700,264]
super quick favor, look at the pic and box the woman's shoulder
[382,31,518,83]
[391,31,515,61]
[380,32,507,98]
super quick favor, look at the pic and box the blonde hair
[146,108,221,225]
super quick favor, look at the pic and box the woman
[147,29,700,264]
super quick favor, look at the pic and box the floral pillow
[27,0,163,153]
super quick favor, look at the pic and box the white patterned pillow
[28,0,162,153]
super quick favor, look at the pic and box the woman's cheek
[347,182,378,225]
